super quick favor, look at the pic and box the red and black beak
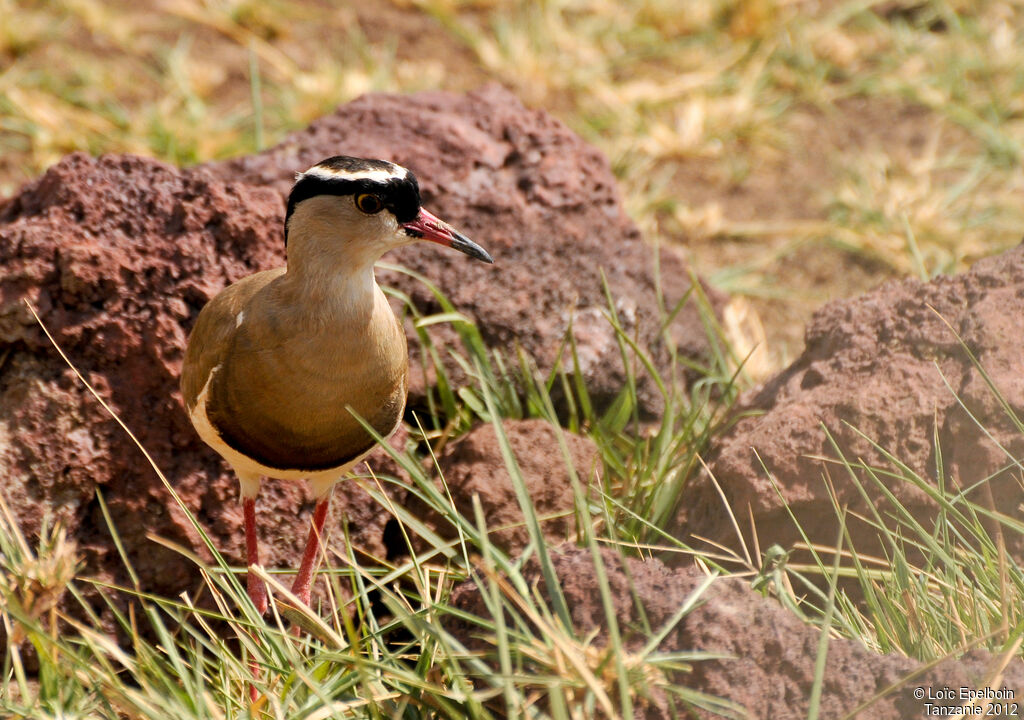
[402,208,493,264]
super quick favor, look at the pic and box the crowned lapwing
[181,156,492,618]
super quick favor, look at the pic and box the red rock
[678,242,1024,567]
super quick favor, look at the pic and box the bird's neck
[278,259,380,327]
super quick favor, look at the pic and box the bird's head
[284,156,493,271]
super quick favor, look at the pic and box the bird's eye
[355,193,384,214]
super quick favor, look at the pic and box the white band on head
[300,164,409,184]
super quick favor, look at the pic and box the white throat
[282,260,379,325]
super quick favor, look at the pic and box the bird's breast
[206,287,409,474]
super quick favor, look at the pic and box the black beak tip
[451,234,494,264]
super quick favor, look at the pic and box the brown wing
[179,268,286,412]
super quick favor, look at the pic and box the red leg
[290,494,331,607]
[243,497,268,615]
[242,494,266,703]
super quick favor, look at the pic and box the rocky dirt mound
[678,241,1024,566]
[448,544,1022,720]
